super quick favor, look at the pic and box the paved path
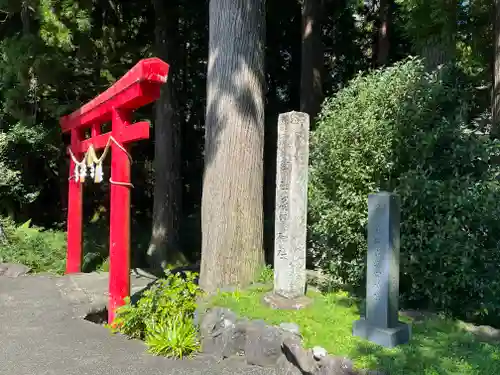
[0,273,276,375]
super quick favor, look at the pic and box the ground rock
[200,307,379,375]
[244,320,284,367]
[312,346,327,360]
[282,336,317,374]
[0,263,31,277]
[263,292,313,310]
[200,307,240,357]
[276,353,303,375]
[314,355,356,375]
[222,319,248,357]
[280,322,301,336]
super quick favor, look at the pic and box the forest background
[0,0,499,326]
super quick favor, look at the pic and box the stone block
[0,263,31,277]
[353,317,411,348]
[244,321,284,367]
[353,192,411,348]
[274,111,310,299]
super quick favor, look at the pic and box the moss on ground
[208,285,500,375]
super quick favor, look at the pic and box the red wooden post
[108,109,132,323]
[66,129,83,273]
[59,58,170,324]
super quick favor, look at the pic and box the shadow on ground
[343,297,500,374]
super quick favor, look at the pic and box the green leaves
[145,314,199,358]
[0,217,66,274]
[111,270,201,358]
[309,58,500,324]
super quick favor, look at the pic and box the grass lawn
[208,286,500,375]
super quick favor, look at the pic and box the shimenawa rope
[67,136,134,188]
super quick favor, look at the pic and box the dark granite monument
[352,192,411,348]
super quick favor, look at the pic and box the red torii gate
[60,58,170,323]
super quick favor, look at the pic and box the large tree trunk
[148,0,185,271]
[419,0,457,70]
[492,0,500,137]
[300,0,323,123]
[421,35,455,70]
[200,0,266,293]
[376,0,390,66]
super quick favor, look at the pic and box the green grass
[0,218,67,274]
[0,217,111,274]
[208,286,500,375]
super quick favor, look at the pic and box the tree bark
[419,0,457,70]
[0,221,6,243]
[300,0,323,123]
[200,0,266,292]
[21,1,30,35]
[148,0,185,271]
[421,34,455,70]
[492,0,500,137]
[376,0,390,66]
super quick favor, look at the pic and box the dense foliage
[0,217,66,273]
[309,58,500,324]
[0,0,499,324]
[111,270,201,358]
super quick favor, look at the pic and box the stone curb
[0,263,31,277]
[197,306,386,375]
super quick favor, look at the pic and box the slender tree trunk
[492,0,500,137]
[200,0,266,293]
[376,0,390,66]
[21,1,30,35]
[0,220,6,243]
[300,0,323,123]
[20,1,36,124]
[148,0,185,271]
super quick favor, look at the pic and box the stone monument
[264,111,311,310]
[353,192,411,348]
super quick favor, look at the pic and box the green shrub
[0,217,66,274]
[98,257,109,272]
[257,264,274,284]
[308,58,500,323]
[111,270,201,358]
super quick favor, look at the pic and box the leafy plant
[145,314,199,358]
[257,264,274,284]
[98,257,110,272]
[0,217,66,274]
[111,270,201,358]
[309,58,500,324]
[108,296,145,339]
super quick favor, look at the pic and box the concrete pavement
[0,273,276,375]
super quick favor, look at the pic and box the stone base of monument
[263,292,313,310]
[352,318,411,348]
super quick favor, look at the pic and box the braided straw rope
[67,136,134,188]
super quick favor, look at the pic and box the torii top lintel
[59,58,170,150]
